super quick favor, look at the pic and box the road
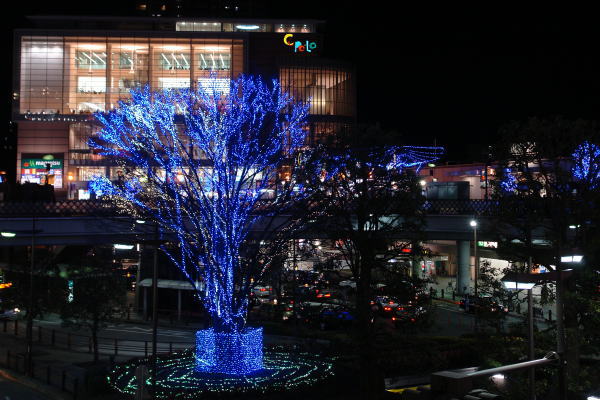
[0,373,51,400]
[427,300,550,336]
[0,301,549,359]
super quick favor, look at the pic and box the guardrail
[430,352,558,397]
[0,199,497,218]
[1,319,192,358]
[1,350,80,399]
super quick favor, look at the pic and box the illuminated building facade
[12,16,355,198]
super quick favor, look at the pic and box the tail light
[384,306,392,311]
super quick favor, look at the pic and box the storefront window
[78,166,106,181]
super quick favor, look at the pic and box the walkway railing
[0,199,498,218]
[1,350,80,399]
[1,319,192,357]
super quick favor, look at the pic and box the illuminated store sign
[478,241,498,248]
[21,158,63,188]
[283,34,317,53]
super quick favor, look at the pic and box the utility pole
[151,223,159,398]
[527,256,535,400]
[26,215,35,377]
[555,255,567,400]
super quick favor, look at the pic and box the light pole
[557,253,583,400]
[502,267,576,400]
[470,219,478,296]
[2,222,43,377]
[502,273,537,400]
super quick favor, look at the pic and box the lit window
[159,52,191,70]
[158,77,190,89]
[77,77,106,93]
[197,52,230,71]
[75,51,107,69]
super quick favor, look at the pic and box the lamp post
[502,268,575,400]
[470,220,478,296]
[2,222,43,377]
[138,222,161,399]
[502,272,537,400]
[556,253,583,400]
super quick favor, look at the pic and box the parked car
[315,289,336,300]
[318,305,355,330]
[460,295,508,315]
[250,301,294,321]
[391,304,427,325]
[371,296,400,313]
[252,285,272,301]
[293,302,322,325]
[339,280,356,289]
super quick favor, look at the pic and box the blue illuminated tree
[572,141,600,190]
[89,76,316,374]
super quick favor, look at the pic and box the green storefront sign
[21,159,63,170]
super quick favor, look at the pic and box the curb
[0,367,71,400]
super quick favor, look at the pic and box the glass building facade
[18,36,244,114]
[13,17,355,198]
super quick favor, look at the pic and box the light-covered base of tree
[195,327,263,375]
[107,347,335,398]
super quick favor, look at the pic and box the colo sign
[283,34,317,53]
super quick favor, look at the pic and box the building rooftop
[24,15,324,33]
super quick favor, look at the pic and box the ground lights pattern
[108,348,335,398]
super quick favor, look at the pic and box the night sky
[4,2,600,168]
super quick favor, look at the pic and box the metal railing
[1,319,192,358]
[430,352,558,397]
[0,199,497,218]
[1,350,80,399]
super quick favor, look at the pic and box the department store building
[12,16,355,198]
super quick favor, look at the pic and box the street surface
[0,373,50,400]
[0,300,552,359]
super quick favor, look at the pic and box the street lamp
[470,220,478,296]
[502,272,539,400]
[1,225,44,377]
[556,253,583,400]
[502,269,574,400]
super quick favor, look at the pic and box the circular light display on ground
[108,348,335,398]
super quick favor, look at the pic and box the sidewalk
[427,276,554,328]
[0,326,129,399]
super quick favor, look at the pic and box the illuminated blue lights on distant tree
[572,141,600,189]
[89,75,310,375]
[499,168,518,193]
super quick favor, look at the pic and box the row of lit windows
[18,36,244,114]
[175,22,313,33]
[74,50,231,71]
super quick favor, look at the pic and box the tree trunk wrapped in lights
[89,76,318,375]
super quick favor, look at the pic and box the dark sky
[5,2,600,164]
